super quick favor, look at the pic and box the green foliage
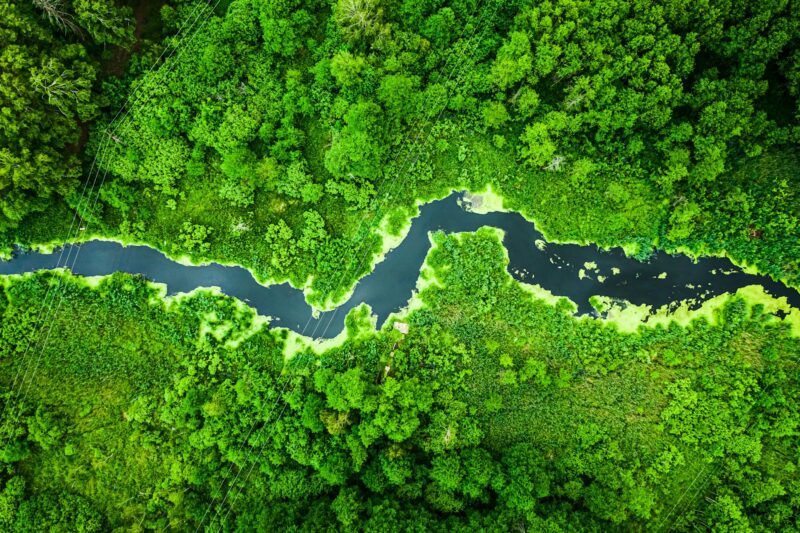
[664,150,800,287]
[330,50,367,87]
[72,0,134,46]
[2,0,792,306]
[325,101,387,183]
[481,101,509,129]
[178,222,213,253]
[258,0,313,57]
[519,123,557,168]
[2,231,798,530]
[2,0,800,528]
[0,0,132,231]
[334,0,386,44]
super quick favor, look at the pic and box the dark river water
[1,192,798,338]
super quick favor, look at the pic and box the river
[1,192,798,338]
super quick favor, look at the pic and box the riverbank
[3,193,799,346]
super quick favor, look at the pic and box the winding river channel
[2,192,799,338]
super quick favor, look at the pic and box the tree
[276,160,322,204]
[72,0,134,46]
[33,0,81,35]
[264,218,296,271]
[330,50,367,87]
[30,52,96,118]
[219,146,257,206]
[430,454,464,492]
[490,31,532,90]
[421,7,456,48]
[481,101,510,129]
[25,406,64,451]
[331,487,362,527]
[378,74,421,121]
[334,0,385,43]
[298,210,328,253]
[324,101,386,183]
[497,443,551,514]
[519,123,556,168]
[257,0,313,57]
[0,1,108,230]
[666,201,702,241]
[177,222,213,253]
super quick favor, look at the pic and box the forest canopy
[1,0,799,295]
[1,230,799,530]
[1,0,800,531]
[0,0,135,230]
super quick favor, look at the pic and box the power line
[199,3,503,529]
[1,0,223,446]
[190,8,500,526]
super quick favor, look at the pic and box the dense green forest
[2,0,800,530]
[2,230,799,530]
[3,0,800,297]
